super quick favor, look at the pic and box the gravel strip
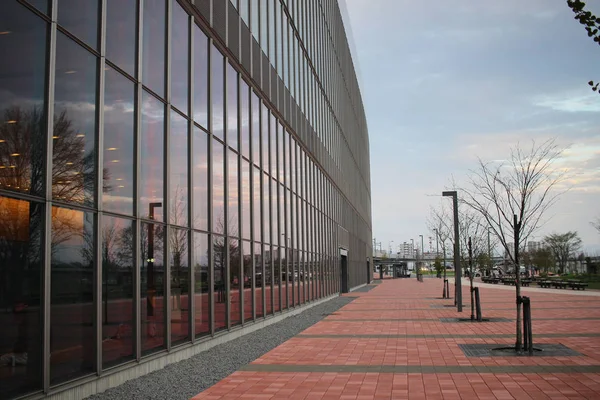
[350,284,378,292]
[86,296,355,400]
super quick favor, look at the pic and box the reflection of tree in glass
[0,197,43,309]
[0,105,111,203]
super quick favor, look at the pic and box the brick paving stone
[191,279,600,399]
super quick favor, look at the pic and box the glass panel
[57,0,99,49]
[0,3,47,198]
[240,80,250,160]
[141,221,165,354]
[264,243,272,314]
[0,196,43,398]
[169,111,188,227]
[106,0,136,77]
[242,241,252,321]
[260,0,268,50]
[229,238,241,327]
[252,166,261,242]
[254,242,263,318]
[193,25,208,128]
[50,207,95,384]
[251,93,260,166]
[273,246,281,312]
[192,127,208,230]
[259,102,268,171]
[212,141,224,234]
[213,235,226,331]
[228,151,239,237]
[193,231,209,337]
[241,160,250,240]
[53,33,97,207]
[101,216,134,369]
[143,0,166,97]
[211,45,224,140]
[171,0,189,113]
[278,124,284,182]
[250,0,259,38]
[140,92,164,221]
[226,63,238,150]
[240,0,249,25]
[271,179,278,246]
[103,66,134,215]
[262,173,270,244]
[24,0,49,15]
[170,228,189,344]
[268,0,276,64]
[270,115,277,179]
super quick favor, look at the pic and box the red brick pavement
[191,278,600,399]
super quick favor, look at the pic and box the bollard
[522,296,533,355]
[475,287,481,321]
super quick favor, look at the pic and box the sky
[343,0,600,255]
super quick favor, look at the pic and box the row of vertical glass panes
[0,0,346,398]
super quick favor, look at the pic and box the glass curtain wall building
[0,0,372,398]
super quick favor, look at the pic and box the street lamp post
[147,202,162,318]
[443,190,462,312]
[418,234,424,278]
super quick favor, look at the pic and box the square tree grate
[440,317,511,323]
[459,343,583,357]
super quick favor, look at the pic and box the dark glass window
[278,125,285,183]
[228,151,239,238]
[170,111,188,227]
[271,178,278,246]
[211,45,224,140]
[192,127,208,230]
[193,25,208,128]
[213,235,226,331]
[240,80,250,160]
[193,231,209,337]
[140,92,164,221]
[103,66,134,216]
[57,0,99,50]
[0,196,43,398]
[53,33,98,207]
[141,221,165,354]
[24,0,49,15]
[251,93,260,166]
[242,241,252,321]
[273,245,281,312]
[171,0,189,113]
[106,0,136,77]
[170,228,189,344]
[0,3,47,198]
[50,207,95,384]
[226,63,238,150]
[229,238,241,327]
[143,0,166,98]
[241,160,250,240]
[101,216,135,369]
[270,116,277,180]
[254,242,264,318]
[212,141,224,234]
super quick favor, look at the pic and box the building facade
[0,0,372,398]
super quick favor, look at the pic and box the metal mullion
[282,133,287,310]
[134,0,144,362]
[165,0,173,351]
[96,0,107,374]
[188,12,195,342]
[43,0,58,392]
[207,38,215,336]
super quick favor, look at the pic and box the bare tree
[592,217,600,235]
[543,232,582,274]
[459,138,568,352]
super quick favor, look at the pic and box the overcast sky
[343,0,600,255]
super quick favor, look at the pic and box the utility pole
[443,190,462,312]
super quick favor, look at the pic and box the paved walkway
[192,278,600,399]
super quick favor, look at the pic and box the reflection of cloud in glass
[193,24,208,128]
[140,92,164,221]
[171,0,189,113]
[211,45,224,140]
